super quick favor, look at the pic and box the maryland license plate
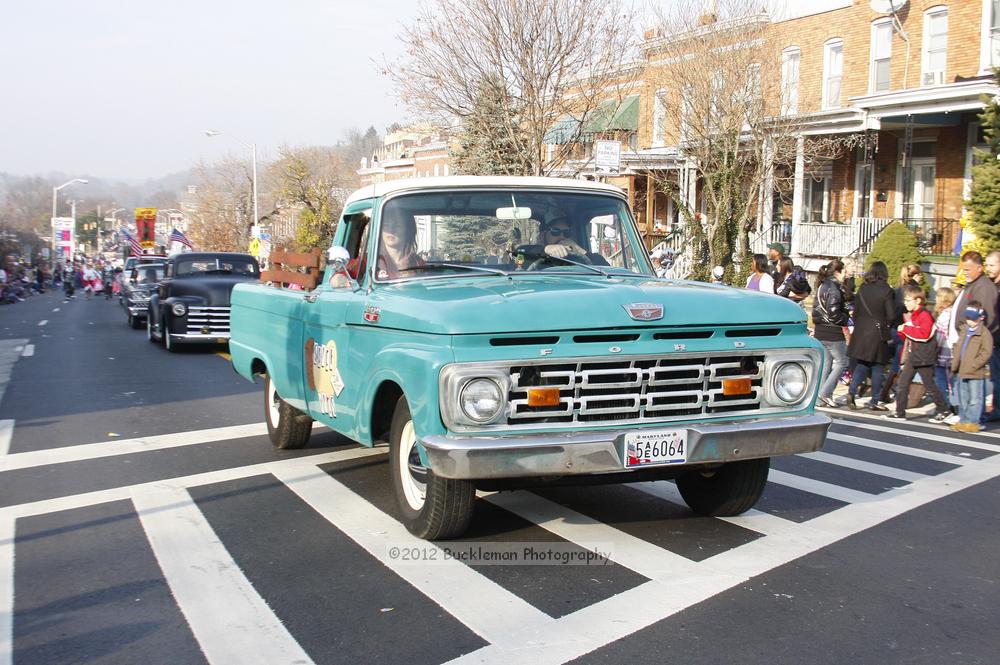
[624,429,688,468]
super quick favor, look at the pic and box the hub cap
[397,420,426,512]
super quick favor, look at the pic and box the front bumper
[422,413,830,480]
[167,332,231,343]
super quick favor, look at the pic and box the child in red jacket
[885,285,951,423]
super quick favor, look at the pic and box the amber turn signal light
[527,387,561,406]
[722,378,752,396]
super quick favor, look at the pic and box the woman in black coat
[846,261,895,410]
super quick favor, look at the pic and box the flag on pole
[169,228,194,249]
[120,228,143,257]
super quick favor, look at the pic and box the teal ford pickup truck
[229,176,830,539]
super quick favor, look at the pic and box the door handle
[303,292,319,303]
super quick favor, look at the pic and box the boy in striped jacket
[885,285,951,423]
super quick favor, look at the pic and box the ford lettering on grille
[624,302,663,321]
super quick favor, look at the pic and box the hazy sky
[0,0,844,182]
[0,0,422,180]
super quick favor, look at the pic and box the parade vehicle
[147,252,259,352]
[228,176,831,540]
[121,263,165,329]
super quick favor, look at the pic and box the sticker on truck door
[310,339,345,417]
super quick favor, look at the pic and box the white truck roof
[344,175,625,206]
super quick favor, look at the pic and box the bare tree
[189,158,255,252]
[388,0,640,176]
[648,0,857,280]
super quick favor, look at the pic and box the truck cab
[229,176,830,539]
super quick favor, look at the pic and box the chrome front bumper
[421,413,831,480]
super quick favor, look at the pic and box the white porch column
[760,137,775,229]
[790,136,805,260]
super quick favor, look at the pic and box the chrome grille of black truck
[184,306,231,336]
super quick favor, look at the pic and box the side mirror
[327,245,351,272]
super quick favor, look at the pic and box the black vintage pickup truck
[147,252,259,352]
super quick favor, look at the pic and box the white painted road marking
[827,431,977,466]
[833,418,1000,452]
[0,514,12,665]
[801,450,926,482]
[273,465,551,645]
[3,416,1000,665]
[19,346,33,358]
[0,422,12,464]
[0,341,27,411]
[0,421,330,472]
[51,308,59,312]
[36,321,46,327]
[134,485,315,665]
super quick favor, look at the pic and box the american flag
[170,228,194,249]
[120,228,143,257]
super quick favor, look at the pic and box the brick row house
[549,0,1000,272]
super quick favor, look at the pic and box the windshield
[174,257,259,276]
[131,265,165,284]
[373,190,648,282]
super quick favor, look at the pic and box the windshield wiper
[398,262,511,277]
[534,254,610,277]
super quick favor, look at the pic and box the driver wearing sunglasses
[539,217,587,260]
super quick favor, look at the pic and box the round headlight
[459,378,504,423]
[171,302,188,316]
[773,362,808,403]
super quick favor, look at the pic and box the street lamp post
[204,130,258,236]
[51,178,88,269]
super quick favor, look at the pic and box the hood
[358,275,806,335]
[167,274,258,304]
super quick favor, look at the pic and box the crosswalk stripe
[827,431,977,465]
[0,422,12,465]
[133,485,314,665]
[0,422,327,471]
[636,479,812,537]
[272,466,551,644]
[0,514,13,665]
[631,480,802,538]
[485,490,703,580]
[822,407,1000,440]
[832,417,1000,450]
[766,469,874,504]
[801,450,927,482]
[0,447,384,520]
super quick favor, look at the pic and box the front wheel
[676,457,770,516]
[264,375,312,449]
[389,396,474,540]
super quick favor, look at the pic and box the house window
[652,88,667,147]
[871,20,892,93]
[922,7,948,85]
[781,47,800,115]
[802,175,832,223]
[823,39,843,109]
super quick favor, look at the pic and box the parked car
[147,252,260,352]
[121,263,165,328]
[228,176,830,540]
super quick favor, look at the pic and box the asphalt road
[1,289,999,665]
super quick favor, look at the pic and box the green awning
[544,95,639,144]
[544,117,580,144]
[584,95,640,134]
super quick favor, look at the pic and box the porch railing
[796,217,959,258]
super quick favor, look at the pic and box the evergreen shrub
[865,222,922,286]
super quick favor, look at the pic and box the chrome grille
[508,355,765,425]
[185,306,231,335]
